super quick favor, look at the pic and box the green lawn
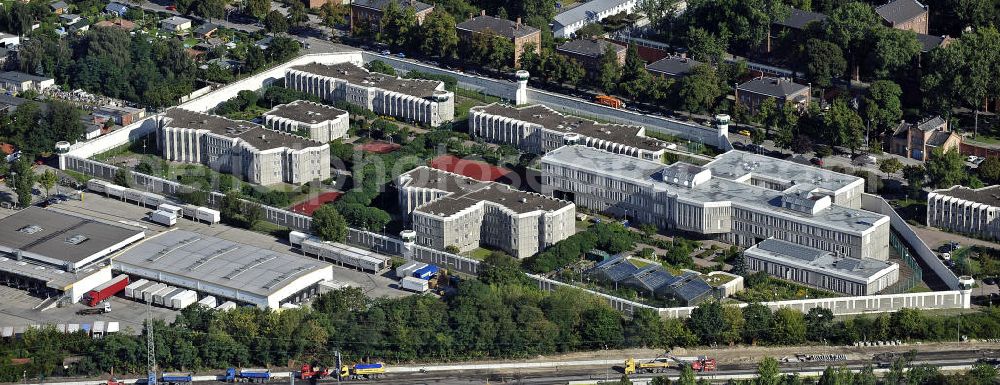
[465,247,494,261]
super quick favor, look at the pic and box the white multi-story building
[744,238,899,296]
[542,146,889,260]
[469,103,671,160]
[397,166,575,258]
[552,0,638,38]
[927,185,1000,241]
[263,100,349,143]
[156,108,330,186]
[286,62,454,127]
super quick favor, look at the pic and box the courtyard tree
[312,204,348,242]
[38,169,57,198]
[419,10,459,59]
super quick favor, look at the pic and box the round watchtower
[959,275,975,309]
[515,70,529,105]
[400,229,417,258]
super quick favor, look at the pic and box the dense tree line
[0,100,84,156]
[524,222,637,273]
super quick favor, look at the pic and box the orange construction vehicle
[690,356,717,372]
[298,364,330,380]
[594,95,625,109]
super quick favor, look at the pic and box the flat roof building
[0,207,146,302]
[398,166,575,258]
[286,62,454,127]
[927,185,1000,242]
[646,55,702,78]
[263,100,349,143]
[113,230,335,309]
[0,71,55,93]
[542,146,889,260]
[156,108,330,185]
[744,238,899,296]
[469,103,672,161]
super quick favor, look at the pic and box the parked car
[737,129,752,137]
[853,154,877,165]
[395,52,406,58]
[166,5,176,10]
[380,50,390,55]
[810,157,824,166]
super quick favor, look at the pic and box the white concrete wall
[67,266,113,303]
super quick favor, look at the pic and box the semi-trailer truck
[224,368,270,382]
[85,275,129,306]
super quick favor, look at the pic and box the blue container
[412,265,440,280]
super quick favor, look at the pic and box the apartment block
[927,185,1000,241]
[263,100,349,143]
[397,166,575,258]
[156,108,330,185]
[286,62,454,127]
[469,103,671,161]
[744,238,899,296]
[541,146,889,260]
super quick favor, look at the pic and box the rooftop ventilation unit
[65,234,89,245]
[17,225,43,234]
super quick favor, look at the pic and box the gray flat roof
[705,150,862,193]
[401,166,571,217]
[737,77,809,98]
[746,238,895,281]
[471,103,669,152]
[291,62,444,99]
[0,255,108,289]
[0,207,144,267]
[457,15,540,39]
[115,230,332,297]
[556,38,623,58]
[161,108,323,150]
[0,71,52,83]
[933,185,1000,207]
[264,100,347,124]
[543,146,885,233]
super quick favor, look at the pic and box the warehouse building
[744,238,899,296]
[113,230,334,309]
[927,185,1000,241]
[156,108,330,185]
[263,100,349,143]
[0,207,145,302]
[541,146,889,260]
[469,103,671,160]
[286,62,454,127]
[397,166,575,258]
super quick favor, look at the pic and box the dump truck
[224,368,270,382]
[624,358,674,374]
[161,372,192,384]
[297,364,329,380]
[340,363,385,379]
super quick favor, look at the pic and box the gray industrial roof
[264,100,347,124]
[0,71,52,84]
[746,239,895,281]
[115,230,332,297]
[471,103,670,152]
[705,150,862,194]
[161,108,324,150]
[291,62,444,99]
[737,77,809,98]
[553,0,631,28]
[0,207,144,267]
[544,146,885,233]
[401,166,572,216]
[646,55,702,77]
[457,15,539,39]
[351,0,433,13]
[932,185,1000,207]
[556,38,624,59]
[875,0,927,25]
[774,8,827,29]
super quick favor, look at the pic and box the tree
[799,39,846,88]
[246,0,270,21]
[755,357,780,385]
[7,157,35,208]
[444,245,460,253]
[311,204,348,242]
[862,80,903,138]
[824,98,864,153]
[867,28,921,80]
[621,44,645,83]
[479,251,530,286]
[379,0,418,50]
[804,307,834,342]
[817,367,853,385]
[773,103,798,150]
[854,364,876,385]
[902,165,925,196]
[677,365,696,385]
[677,64,721,114]
[365,60,397,75]
[979,156,1000,184]
[687,301,726,345]
[317,1,348,28]
[741,303,771,345]
[241,200,264,228]
[685,27,725,64]
[597,43,622,94]
[113,166,132,187]
[925,148,965,188]
[194,0,226,21]
[921,43,965,116]
[770,308,806,345]
[419,10,458,59]
[264,10,289,34]
[824,2,878,79]
[38,169,57,198]
[720,305,745,345]
[288,0,309,28]
[878,157,903,177]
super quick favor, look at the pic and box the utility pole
[146,301,157,385]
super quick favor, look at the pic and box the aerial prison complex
[468,103,672,161]
[157,108,331,186]
[927,185,1000,242]
[286,62,455,127]
[397,166,576,258]
[263,100,349,143]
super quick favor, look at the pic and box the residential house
[68,19,90,34]
[888,116,961,161]
[104,2,129,16]
[350,0,434,35]
[736,77,810,114]
[94,18,136,31]
[552,0,638,38]
[160,16,192,32]
[456,11,541,67]
[555,38,625,73]
[194,23,218,38]
[254,36,273,50]
[50,0,69,14]
[876,0,928,34]
[915,33,952,52]
[645,54,702,79]
[59,13,81,25]
[94,105,145,126]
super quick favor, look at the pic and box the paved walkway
[912,225,1000,251]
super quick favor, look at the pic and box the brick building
[888,116,961,161]
[735,77,810,114]
[555,38,625,73]
[875,0,929,34]
[350,0,434,34]
[456,11,541,67]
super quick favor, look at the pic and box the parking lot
[0,191,412,332]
